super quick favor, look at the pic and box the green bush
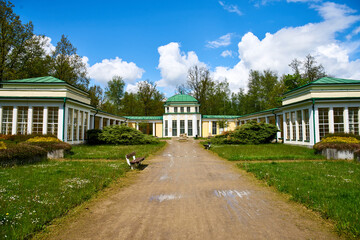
[0,133,57,143]
[23,141,72,152]
[86,129,104,145]
[99,125,160,145]
[212,120,278,144]
[0,144,47,167]
[323,132,360,141]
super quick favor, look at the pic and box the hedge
[0,144,47,167]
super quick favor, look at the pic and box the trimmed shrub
[323,132,360,141]
[0,141,7,150]
[0,144,47,167]
[212,120,278,145]
[26,136,60,143]
[99,125,160,145]
[86,129,104,145]
[22,141,72,152]
[314,135,360,151]
[0,133,57,143]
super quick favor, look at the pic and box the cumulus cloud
[87,57,144,85]
[206,33,232,48]
[156,42,206,89]
[219,1,242,16]
[212,1,360,91]
[220,50,234,58]
[39,36,56,55]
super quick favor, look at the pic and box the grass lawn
[66,141,166,159]
[238,161,360,238]
[209,143,324,161]
[0,142,165,239]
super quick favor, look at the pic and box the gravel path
[53,139,338,240]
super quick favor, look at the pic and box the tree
[51,35,89,91]
[137,80,164,116]
[88,84,103,108]
[302,54,326,82]
[0,0,40,81]
[104,76,125,113]
[120,92,141,116]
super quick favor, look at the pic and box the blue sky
[13,0,360,96]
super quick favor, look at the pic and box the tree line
[1,0,327,117]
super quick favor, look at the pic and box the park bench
[125,152,145,170]
[204,142,211,150]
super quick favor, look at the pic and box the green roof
[285,77,360,94]
[202,115,240,119]
[166,94,198,103]
[124,116,163,120]
[238,108,279,118]
[2,76,65,83]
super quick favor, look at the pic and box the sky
[12,0,360,97]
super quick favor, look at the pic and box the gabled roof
[285,77,360,94]
[166,94,198,103]
[2,76,65,83]
[124,116,163,120]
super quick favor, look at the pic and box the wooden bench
[204,142,211,150]
[125,152,145,170]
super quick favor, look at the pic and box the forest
[1,0,327,117]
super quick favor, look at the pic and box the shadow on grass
[137,164,148,170]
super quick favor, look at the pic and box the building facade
[1,76,360,146]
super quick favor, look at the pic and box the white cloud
[219,1,242,16]
[125,83,139,93]
[37,35,55,55]
[212,1,360,91]
[87,57,145,85]
[287,0,320,3]
[156,42,206,89]
[207,33,232,48]
[220,50,234,58]
[346,26,360,40]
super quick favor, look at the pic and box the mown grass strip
[66,141,166,159]
[209,143,324,160]
[238,161,360,238]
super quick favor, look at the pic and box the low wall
[321,148,354,160]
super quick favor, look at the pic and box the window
[349,107,359,135]
[79,111,83,140]
[167,107,169,113]
[197,120,200,137]
[212,121,217,135]
[195,107,198,112]
[172,120,177,136]
[32,107,44,134]
[17,106,28,135]
[73,110,78,140]
[174,107,178,113]
[291,112,296,140]
[180,120,185,134]
[304,109,310,141]
[84,112,88,139]
[165,120,168,136]
[285,113,290,140]
[187,107,190,113]
[188,120,192,136]
[2,106,13,135]
[180,107,184,113]
[297,110,303,141]
[318,108,329,140]
[67,108,73,141]
[47,107,58,136]
[333,107,344,133]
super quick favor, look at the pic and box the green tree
[51,35,89,91]
[0,0,46,81]
[88,84,103,108]
[104,76,125,114]
[137,80,164,116]
[120,92,141,116]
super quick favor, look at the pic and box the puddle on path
[149,194,182,203]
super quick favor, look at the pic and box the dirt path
[52,139,338,240]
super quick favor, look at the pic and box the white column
[275,115,281,140]
[27,106,33,134]
[265,117,269,124]
[99,117,103,130]
[344,107,349,133]
[314,107,319,144]
[0,106,3,133]
[76,111,80,140]
[12,107,17,135]
[209,121,211,135]
[71,108,74,141]
[43,107,48,135]
[185,116,188,135]
[302,110,306,142]
[107,118,110,126]
[329,107,334,133]
[82,112,85,139]
[152,122,155,136]
[136,122,139,130]
[58,107,64,140]
[283,113,287,141]
[295,111,298,141]
[193,115,197,137]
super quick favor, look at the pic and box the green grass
[0,160,129,239]
[238,161,360,238]
[209,143,324,160]
[66,142,166,159]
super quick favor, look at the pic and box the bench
[125,152,145,170]
[204,142,211,150]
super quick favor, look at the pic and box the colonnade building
[1,76,359,146]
